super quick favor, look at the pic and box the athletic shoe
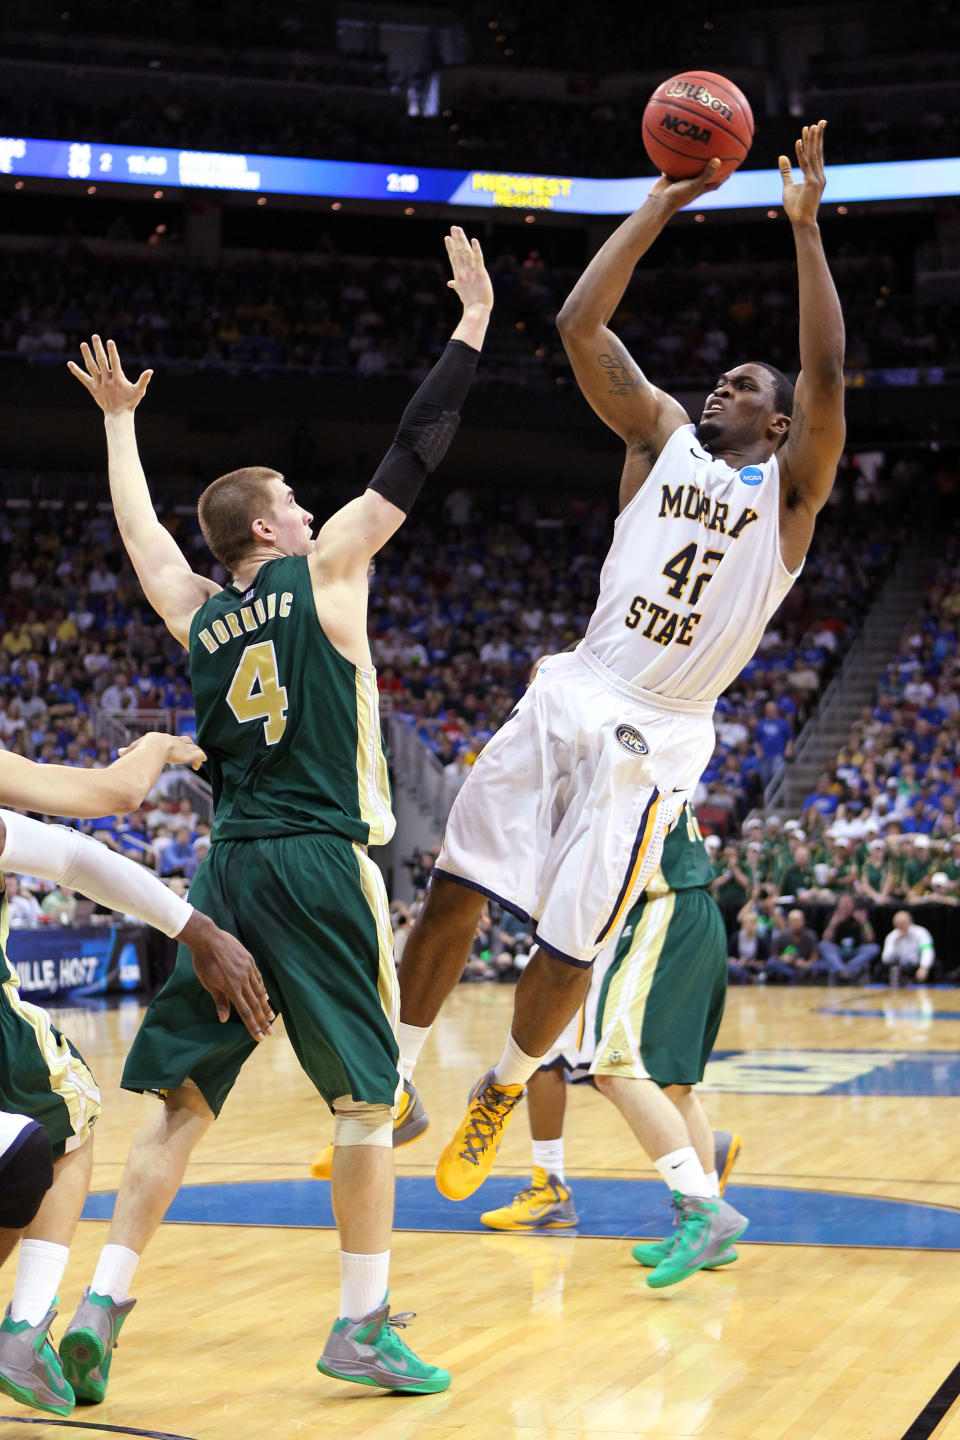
[317,1302,450,1394]
[435,1069,525,1201]
[60,1288,137,1404]
[713,1129,742,1196]
[310,1080,430,1180]
[0,1303,74,1416]
[644,1192,749,1289]
[632,1192,738,1270]
[480,1167,578,1230]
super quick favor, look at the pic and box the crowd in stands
[3,239,956,396]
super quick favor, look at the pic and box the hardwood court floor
[3,983,960,1440]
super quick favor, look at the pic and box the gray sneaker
[317,1302,450,1393]
[60,1288,136,1404]
[646,1193,749,1289]
[0,1304,74,1416]
[713,1129,742,1196]
[395,1079,430,1147]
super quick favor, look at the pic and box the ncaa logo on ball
[739,465,764,486]
[615,724,648,756]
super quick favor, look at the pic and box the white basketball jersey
[584,423,801,703]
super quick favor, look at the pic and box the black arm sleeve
[366,339,480,513]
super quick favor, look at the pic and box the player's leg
[480,1063,578,1230]
[62,845,258,1404]
[259,835,449,1393]
[594,887,747,1285]
[0,993,101,1417]
[665,1084,717,1182]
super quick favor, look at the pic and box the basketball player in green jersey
[62,226,493,1398]
[480,802,747,1285]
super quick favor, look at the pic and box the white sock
[339,1250,390,1322]
[532,1139,565,1181]
[398,1022,430,1084]
[91,1244,140,1304]
[11,1240,70,1325]
[705,1169,720,1198]
[654,1146,712,1199]
[493,1032,542,1088]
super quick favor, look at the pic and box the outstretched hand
[779,120,827,228]
[67,335,153,414]
[650,158,723,212]
[118,732,207,771]
[445,225,493,313]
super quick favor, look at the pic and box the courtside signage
[1,136,958,214]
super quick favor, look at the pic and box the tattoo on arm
[791,402,806,442]
[599,351,641,397]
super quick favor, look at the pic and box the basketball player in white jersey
[396,120,845,1207]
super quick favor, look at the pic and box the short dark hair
[749,361,795,447]
[197,466,282,572]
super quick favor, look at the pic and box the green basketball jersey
[645,804,714,897]
[189,555,394,845]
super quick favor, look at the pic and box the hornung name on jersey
[658,482,759,538]
[197,590,294,653]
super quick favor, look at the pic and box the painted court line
[0,1417,198,1439]
[900,1359,960,1440]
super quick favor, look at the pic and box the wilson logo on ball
[659,113,712,145]
[663,80,734,122]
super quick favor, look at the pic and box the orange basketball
[642,71,753,184]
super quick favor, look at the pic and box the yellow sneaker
[480,1168,578,1230]
[310,1080,429,1179]
[435,1069,525,1201]
[713,1130,742,1197]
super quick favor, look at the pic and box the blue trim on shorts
[431,867,532,922]
[533,931,594,969]
[594,786,660,946]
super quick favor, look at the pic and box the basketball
[642,71,754,183]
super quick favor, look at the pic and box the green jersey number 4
[226,640,289,744]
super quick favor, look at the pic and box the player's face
[262,479,314,555]
[696,364,783,451]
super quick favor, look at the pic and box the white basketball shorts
[435,644,716,966]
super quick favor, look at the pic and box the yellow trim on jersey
[0,893,101,1146]
[601,792,662,942]
[352,845,403,1106]
[592,891,675,1078]
[354,671,396,847]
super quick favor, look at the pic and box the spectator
[880,909,935,983]
[753,700,794,786]
[158,825,200,880]
[4,875,41,927]
[727,906,771,985]
[818,895,879,982]
[711,842,754,936]
[765,908,821,984]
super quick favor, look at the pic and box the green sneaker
[645,1192,749,1289]
[60,1287,136,1404]
[317,1302,450,1394]
[632,1193,739,1270]
[0,1303,74,1416]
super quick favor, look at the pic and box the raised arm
[68,337,219,646]
[556,164,721,504]
[311,227,493,584]
[0,732,205,818]
[777,121,847,571]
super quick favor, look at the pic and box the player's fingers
[67,360,96,391]
[471,236,485,264]
[134,369,153,398]
[79,341,99,380]
[91,334,111,375]
[106,338,124,377]
[778,154,792,181]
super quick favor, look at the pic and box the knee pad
[0,1122,54,1229]
[332,1097,393,1149]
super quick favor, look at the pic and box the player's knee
[332,1097,393,1148]
[0,1122,54,1230]
[593,1073,617,1097]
